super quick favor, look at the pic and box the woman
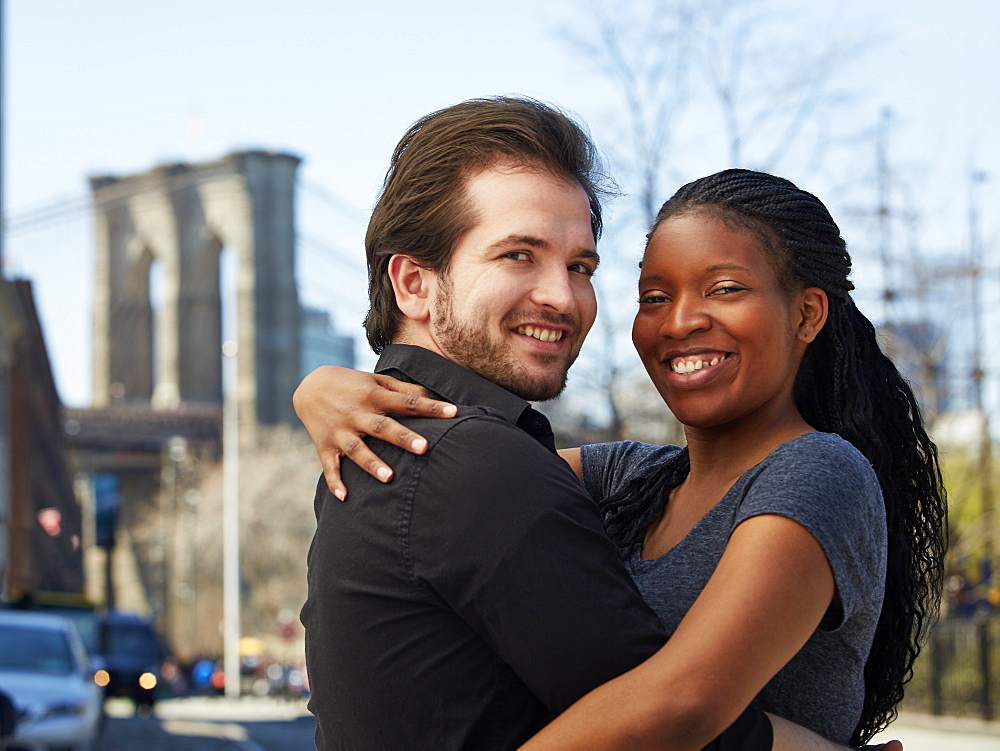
[295,169,946,747]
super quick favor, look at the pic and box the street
[98,699,1000,750]
[872,713,1000,750]
[100,697,315,751]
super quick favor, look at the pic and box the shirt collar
[375,344,555,448]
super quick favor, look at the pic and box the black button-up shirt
[301,345,768,750]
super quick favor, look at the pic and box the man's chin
[497,372,567,402]
[457,348,573,402]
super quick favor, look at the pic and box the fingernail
[442,404,457,417]
[334,488,346,502]
[377,467,392,482]
[411,437,427,453]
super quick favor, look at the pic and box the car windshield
[0,624,75,675]
[44,608,100,655]
[105,624,157,657]
[70,614,101,655]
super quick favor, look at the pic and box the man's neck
[392,328,447,360]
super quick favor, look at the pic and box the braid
[801,297,947,744]
[643,169,948,744]
[601,449,690,551]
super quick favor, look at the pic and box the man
[299,97,894,751]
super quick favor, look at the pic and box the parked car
[0,609,103,750]
[4,594,102,659]
[99,612,165,709]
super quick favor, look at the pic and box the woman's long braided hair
[602,169,947,744]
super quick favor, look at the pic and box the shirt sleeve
[410,417,667,714]
[734,434,887,629]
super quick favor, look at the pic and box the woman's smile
[668,350,730,374]
[662,350,735,390]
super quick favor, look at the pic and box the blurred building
[880,319,951,419]
[66,151,357,650]
[0,280,24,598]
[300,306,354,376]
[932,408,990,456]
[2,280,84,600]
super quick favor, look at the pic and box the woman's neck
[683,411,815,488]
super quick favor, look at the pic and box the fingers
[328,405,454,496]
[367,413,431,454]
[322,415,433,500]
[360,377,456,454]
[375,373,431,398]
[321,454,348,502]
[320,436,394,501]
[337,428,397,488]
[373,374,458,420]
[296,366,459,502]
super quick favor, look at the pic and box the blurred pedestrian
[0,688,17,749]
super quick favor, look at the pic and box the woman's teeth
[670,354,727,374]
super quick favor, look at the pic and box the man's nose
[529,265,576,313]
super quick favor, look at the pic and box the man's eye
[504,251,530,262]
[569,262,596,276]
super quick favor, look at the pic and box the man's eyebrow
[488,235,601,266]
[488,234,549,250]
[579,248,601,269]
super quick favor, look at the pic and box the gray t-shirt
[581,432,886,744]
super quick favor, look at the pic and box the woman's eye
[713,284,747,295]
[638,293,669,304]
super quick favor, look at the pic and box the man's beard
[431,278,576,402]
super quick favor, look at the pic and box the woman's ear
[796,287,828,344]
[389,254,436,322]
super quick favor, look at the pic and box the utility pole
[222,337,240,698]
[876,107,895,324]
[165,436,187,652]
[902,211,942,418]
[968,169,995,596]
[0,0,9,604]
[0,0,5,271]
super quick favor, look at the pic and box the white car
[0,609,103,751]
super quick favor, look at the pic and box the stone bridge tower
[89,151,301,437]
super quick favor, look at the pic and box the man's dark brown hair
[363,96,611,353]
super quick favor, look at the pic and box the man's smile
[514,324,565,343]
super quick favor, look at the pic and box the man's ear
[389,254,436,322]
[796,287,828,344]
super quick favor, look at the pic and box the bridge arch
[90,151,302,437]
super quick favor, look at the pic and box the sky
[3,0,999,417]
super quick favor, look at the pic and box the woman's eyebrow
[704,263,752,273]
